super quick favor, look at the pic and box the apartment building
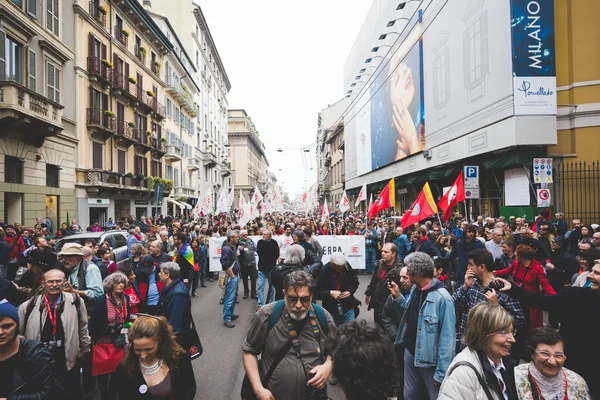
[316,100,344,207]
[0,0,77,228]
[72,0,172,226]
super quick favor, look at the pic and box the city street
[191,274,374,400]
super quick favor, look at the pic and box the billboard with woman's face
[370,36,424,171]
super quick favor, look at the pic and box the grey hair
[285,244,305,265]
[404,252,434,278]
[492,228,503,235]
[283,270,316,294]
[226,230,239,241]
[82,247,92,257]
[329,252,346,266]
[240,229,248,235]
[293,230,306,241]
[160,261,180,279]
[103,272,128,293]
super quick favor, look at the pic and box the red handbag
[91,341,125,376]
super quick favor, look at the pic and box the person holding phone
[365,243,403,328]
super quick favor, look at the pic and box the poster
[510,0,556,115]
[209,236,366,272]
[505,168,530,206]
[537,188,551,207]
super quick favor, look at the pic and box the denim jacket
[394,278,456,383]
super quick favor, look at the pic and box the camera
[485,279,505,293]
[107,323,124,336]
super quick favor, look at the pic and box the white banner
[208,236,366,272]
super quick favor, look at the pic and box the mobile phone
[387,277,393,286]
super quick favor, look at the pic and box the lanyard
[43,296,58,337]
[109,295,127,323]
[529,369,568,400]
[286,308,321,359]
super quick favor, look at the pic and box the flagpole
[463,201,469,223]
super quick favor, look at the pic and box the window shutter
[88,33,94,57]
[46,63,54,100]
[0,31,5,81]
[54,66,60,103]
[125,62,129,78]
[113,52,118,69]
[102,93,108,111]
[101,43,107,61]
[27,0,37,16]
[27,49,36,91]
[52,0,58,35]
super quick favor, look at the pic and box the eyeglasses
[285,295,311,304]
[539,228,548,231]
[493,329,517,337]
[534,349,566,361]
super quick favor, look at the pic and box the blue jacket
[444,238,486,283]
[220,240,240,275]
[126,235,140,258]
[554,219,568,236]
[411,238,442,259]
[394,234,412,261]
[394,279,456,383]
[363,228,380,248]
[157,278,191,334]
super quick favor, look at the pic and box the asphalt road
[191,273,374,400]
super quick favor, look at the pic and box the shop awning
[166,197,187,211]
[182,201,192,210]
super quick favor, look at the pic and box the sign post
[464,166,480,221]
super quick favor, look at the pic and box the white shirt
[485,240,503,261]
[488,358,509,400]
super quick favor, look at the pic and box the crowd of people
[0,209,597,399]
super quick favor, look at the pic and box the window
[4,156,23,184]
[134,155,147,176]
[27,49,36,90]
[166,165,173,180]
[117,149,126,174]
[166,97,172,117]
[46,164,59,187]
[92,142,103,169]
[46,0,59,35]
[27,0,37,18]
[151,160,161,177]
[12,0,23,6]
[46,62,60,102]
[174,168,179,187]
[114,234,126,248]
[5,36,23,84]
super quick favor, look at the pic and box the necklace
[139,359,163,375]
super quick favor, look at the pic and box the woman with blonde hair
[115,314,196,399]
[439,302,518,400]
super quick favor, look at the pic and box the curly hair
[122,315,185,374]
[516,244,536,260]
[324,320,398,400]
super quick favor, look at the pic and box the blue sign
[465,167,478,178]
[510,0,556,77]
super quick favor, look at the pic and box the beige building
[228,109,269,205]
[72,0,172,226]
[316,100,345,208]
[0,0,77,228]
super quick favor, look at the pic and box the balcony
[164,144,182,161]
[187,158,200,171]
[86,108,115,139]
[87,57,112,87]
[114,120,136,147]
[173,186,196,197]
[134,45,146,64]
[114,26,128,48]
[76,169,150,195]
[88,1,106,28]
[165,76,198,117]
[324,152,332,167]
[132,129,152,152]
[198,149,218,168]
[0,82,64,147]
[149,137,166,157]
[221,160,231,177]
[112,73,139,105]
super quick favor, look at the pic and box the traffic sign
[464,166,479,189]
[537,188,551,207]
[465,189,480,199]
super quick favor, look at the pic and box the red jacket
[6,235,25,260]
[496,259,556,328]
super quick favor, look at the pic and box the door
[5,193,23,225]
[114,200,129,221]
[89,207,107,227]
[45,195,58,234]
[135,207,146,221]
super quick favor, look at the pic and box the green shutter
[27,49,36,91]
[0,31,5,81]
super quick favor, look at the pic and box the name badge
[139,384,148,394]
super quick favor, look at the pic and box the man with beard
[365,243,403,327]
[410,227,442,259]
[242,271,335,400]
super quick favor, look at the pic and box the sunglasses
[285,295,311,304]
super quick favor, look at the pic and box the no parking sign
[537,189,551,207]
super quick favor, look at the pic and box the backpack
[23,292,82,333]
[267,299,329,337]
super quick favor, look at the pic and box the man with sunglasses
[242,271,335,400]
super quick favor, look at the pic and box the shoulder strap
[267,300,285,333]
[447,361,495,400]
[23,296,39,332]
[311,303,329,337]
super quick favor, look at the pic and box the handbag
[91,341,125,376]
[446,361,495,400]
[177,316,203,360]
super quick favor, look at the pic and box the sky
[198,0,373,197]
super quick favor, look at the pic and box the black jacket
[365,257,403,312]
[89,294,131,342]
[316,262,359,314]
[477,350,518,400]
[256,239,279,273]
[270,263,307,301]
[506,285,600,398]
[548,249,579,290]
[115,353,195,400]
[5,338,69,399]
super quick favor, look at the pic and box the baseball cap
[29,247,58,268]
[58,242,84,256]
[140,255,156,269]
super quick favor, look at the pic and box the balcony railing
[164,144,182,161]
[77,169,150,190]
[114,25,128,47]
[87,57,112,85]
[88,1,106,27]
[134,45,145,63]
[86,108,115,133]
[0,81,64,146]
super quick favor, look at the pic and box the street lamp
[397,0,421,10]
[365,56,383,64]
[371,45,391,52]
[379,32,401,40]
[387,17,410,27]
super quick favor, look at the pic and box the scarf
[529,362,565,400]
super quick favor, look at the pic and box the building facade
[72,0,172,227]
[0,0,77,229]
[142,1,232,209]
[343,0,557,218]
[316,100,344,207]
[227,109,269,205]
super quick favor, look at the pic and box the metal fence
[554,161,600,225]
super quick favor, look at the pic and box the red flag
[437,171,466,221]
[401,182,438,229]
[368,179,396,219]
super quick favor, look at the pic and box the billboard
[510,0,556,115]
